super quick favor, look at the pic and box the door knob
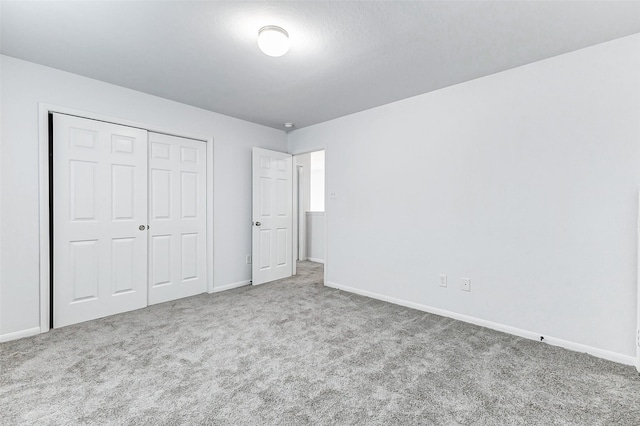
[255,222,261,226]
[139,225,146,231]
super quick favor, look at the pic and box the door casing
[637,191,640,372]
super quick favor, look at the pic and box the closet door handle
[139,225,146,231]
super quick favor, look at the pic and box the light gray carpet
[1,261,639,425]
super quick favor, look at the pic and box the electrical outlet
[461,278,471,292]
[439,274,447,287]
[329,192,337,199]
[246,255,252,264]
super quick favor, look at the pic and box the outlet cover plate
[462,278,471,292]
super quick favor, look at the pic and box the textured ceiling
[2,1,639,130]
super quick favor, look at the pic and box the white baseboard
[0,327,41,343]
[212,280,251,293]
[325,281,636,367]
[306,258,325,264]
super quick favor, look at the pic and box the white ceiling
[2,1,639,130]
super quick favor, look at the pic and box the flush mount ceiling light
[258,25,289,57]
[284,122,294,129]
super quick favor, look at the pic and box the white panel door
[148,133,207,304]
[252,148,293,285]
[53,113,148,327]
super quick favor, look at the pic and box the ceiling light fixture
[284,122,294,129]
[258,26,289,57]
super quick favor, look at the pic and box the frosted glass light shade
[258,26,289,57]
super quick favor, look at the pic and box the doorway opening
[294,150,325,265]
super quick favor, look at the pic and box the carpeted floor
[1,261,639,425]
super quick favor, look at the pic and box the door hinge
[637,330,640,347]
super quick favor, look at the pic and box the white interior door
[148,133,207,304]
[252,148,293,285]
[53,113,148,327]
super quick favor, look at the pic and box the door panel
[259,229,271,269]
[70,160,98,220]
[181,233,199,280]
[276,228,288,265]
[252,148,293,285]
[151,235,172,286]
[112,165,135,220]
[151,169,171,219]
[112,237,135,294]
[70,240,99,301]
[148,133,207,304]
[181,172,198,218]
[53,113,148,327]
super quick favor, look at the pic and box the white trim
[637,190,640,372]
[295,162,306,262]
[206,132,215,294]
[307,258,325,264]
[38,104,50,334]
[0,327,41,343]
[0,56,3,337]
[322,148,328,291]
[326,281,636,367]
[291,160,298,274]
[288,146,327,157]
[212,280,250,293]
[38,103,215,333]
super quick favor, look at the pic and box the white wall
[306,212,325,263]
[0,55,287,337]
[289,34,640,362]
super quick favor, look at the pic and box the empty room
[1,1,640,424]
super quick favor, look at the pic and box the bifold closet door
[148,133,207,305]
[53,113,148,328]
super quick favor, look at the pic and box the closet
[52,113,207,327]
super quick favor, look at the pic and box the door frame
[293,161,307,263]
[637,191,640,372]
[289,147,327,284]
[37,103,214,334]
[292,164,299,275]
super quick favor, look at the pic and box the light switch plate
[439,274,447,287]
